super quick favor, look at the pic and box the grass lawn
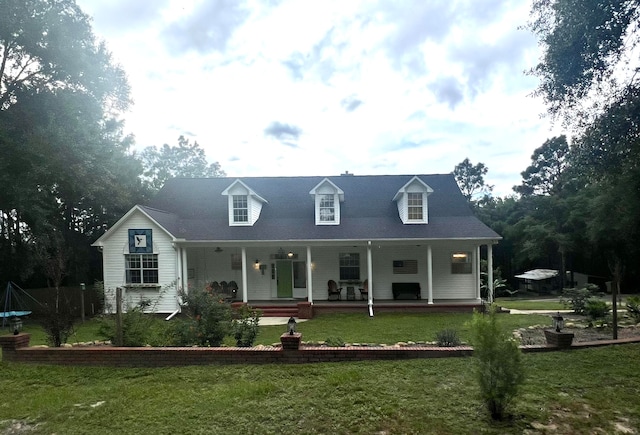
[494,298,566,311]
[1,343,639,434]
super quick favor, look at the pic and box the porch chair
[327,280,342,301]
[228,281,239,299]
[359,279,368,300]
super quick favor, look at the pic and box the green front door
[277,261,293,298]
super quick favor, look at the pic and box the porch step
[252,306,299,317]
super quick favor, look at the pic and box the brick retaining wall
[2,333,639,368]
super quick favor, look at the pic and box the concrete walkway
[258,317,309,326]
[507,309,572,315]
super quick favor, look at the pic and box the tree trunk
[610,256,622,340]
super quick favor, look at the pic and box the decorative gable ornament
[309,178,345,225]
[392,176,433,224]
[221,179,268,226]
[128,229,153,253]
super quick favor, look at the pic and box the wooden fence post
[115,287,123,346]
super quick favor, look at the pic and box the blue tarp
[0,310,32,318]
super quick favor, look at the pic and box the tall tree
[453,158,493,204]
[0,0,142,285]
[140,136,226,192]
[527,0,640,122]
[528,0,640,335]
[514,135,570,196]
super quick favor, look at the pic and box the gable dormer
[221,179,268,226]
[309,178,344,225]
[392,176,433,224]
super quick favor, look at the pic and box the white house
[92,174,501,315]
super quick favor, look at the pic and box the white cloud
[77,0,559,197]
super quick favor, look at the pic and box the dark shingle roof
[141,174,500,242]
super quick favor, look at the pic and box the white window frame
[451,251,472,274]
[339,253,360,281]
[407,192,424,221]
[125,253,159,284]
[318,194,336,223]
[232,195,249,223]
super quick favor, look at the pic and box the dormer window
[310,178,344,225]
[393,176,433,224]
[222,180,268,226]
[233,195,248,223]
[407,193,423,221]
[319,194,335,222]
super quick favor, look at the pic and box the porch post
[367,241,373,311]
[427,245,434,304]
[487,243,494,304]
[181,248,188,292]
[241,247,248,303]
[176,246,183,292]
[476,245,481,300]
[306,246,313,303]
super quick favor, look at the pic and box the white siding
[431,244,477,300]
[369,246,428,299]
[101,211,179,314]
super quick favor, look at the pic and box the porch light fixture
[254,259,260,270]
[287,316,297,335]
[287,251,294,258]
[552,312,564,332]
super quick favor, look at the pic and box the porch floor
[246,299,484,317]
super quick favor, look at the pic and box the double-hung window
[319,194,335,222]
[233,195,248,223]
[339,253,360,281]
[125,254,159,284]
[451,252,472,274]
[407,193,423,221]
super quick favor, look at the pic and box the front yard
[2,311,640,433]
[1,344,639,434]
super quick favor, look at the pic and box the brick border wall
[2,333,639,367]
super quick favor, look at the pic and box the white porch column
[306,246,313,303]
[427,245,434,304]
[181,248,188,292]
[176,246,183,292]
[476,245,481,300]
[487,243,494,304]
[241,247,248,303]
[367,241,373,315]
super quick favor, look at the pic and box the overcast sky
[76,0,561,197]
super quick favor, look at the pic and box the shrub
[626,296,640,323]
[170,286,232,347]
[561,285,599,314]
[324,337,345,347]
[469,307,525,420]
[98,300,169,346]
[232,304,262,347]
[435,329,461,347]
[38,302,76,347]
[584,298,610,321]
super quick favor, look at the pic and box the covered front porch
[173,240,497,316]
